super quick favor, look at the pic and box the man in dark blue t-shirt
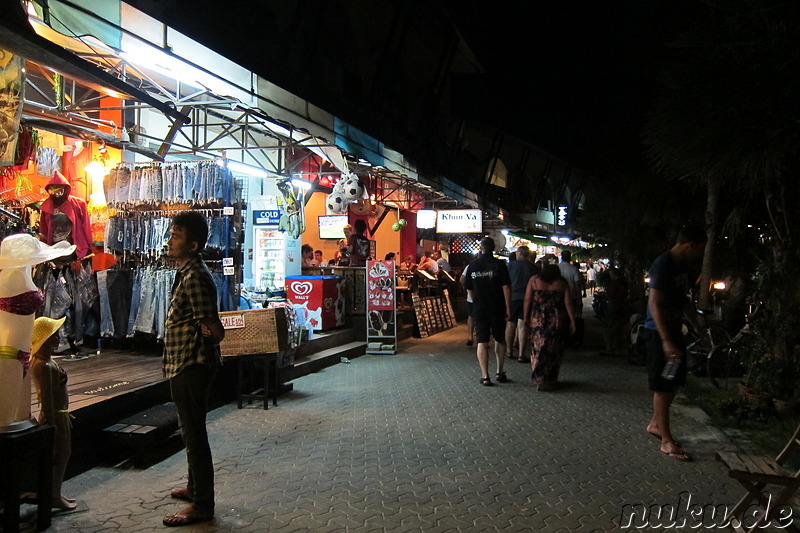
[464,237,511,386]
[643,225,706,462]
[505,246,535,362]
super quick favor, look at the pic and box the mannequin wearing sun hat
[31,315,77,510]
[0,233,75,433]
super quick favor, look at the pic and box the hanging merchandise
[325,173,368,215]
[11,124,39,168]
[340,173,366,204]
[36,147,62,178]
[276,178,305,238]
[326,178,348,214]
[105,160,240,206]
[0,50,25,169]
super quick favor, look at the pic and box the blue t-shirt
[507,260,534,300]
[644,252,686,337]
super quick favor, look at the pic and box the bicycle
[706,301,762,390]
[627,310,730,373]
[683,310,731,376]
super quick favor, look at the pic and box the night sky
[126,0,702,178]
[443,1,700,173]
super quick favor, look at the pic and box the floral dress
[528,289,568,384]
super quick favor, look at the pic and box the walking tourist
[506,245,535,363]
[464,237,511,386]
[524,263,576,390]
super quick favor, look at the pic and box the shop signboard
[253,209,281,225]
[436,209,482,233]
[366,260,396,354]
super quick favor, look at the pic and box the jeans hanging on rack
[154,269,175,340]
[106,270,132,339]
[206,217,225,250]
[133,268,157,335]
[127,268,142,337]
[96,270,115,338]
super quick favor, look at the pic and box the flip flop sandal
[496,372,509,383]
[648,432,680,447]
[660,450,691,461]
[480,377,493,386]
[163,510,213,527]
[170,488,193,502]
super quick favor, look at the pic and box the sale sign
[367,260,395,311]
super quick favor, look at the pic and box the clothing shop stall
[1,127,245,356]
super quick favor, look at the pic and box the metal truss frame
[19,7,480,213]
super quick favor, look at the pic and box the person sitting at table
[400,255,416,271]
[417,251,439,275]
[433,250,453,273]
[301,244,317,267]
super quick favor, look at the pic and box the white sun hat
[0,234,76,269]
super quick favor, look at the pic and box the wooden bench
[715,423,800,532]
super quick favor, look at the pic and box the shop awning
[0,0,189,124]
[509,230,554,246]
[22,116,163,161]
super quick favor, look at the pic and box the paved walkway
[35,308,752,532]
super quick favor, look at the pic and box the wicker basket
[218,308,289,356]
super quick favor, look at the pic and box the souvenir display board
[366,260,396,354]
[411,290,456,338]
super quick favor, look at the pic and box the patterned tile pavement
[28,309,764,532]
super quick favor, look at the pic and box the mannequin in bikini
[31,316,77,510]
[0,234,75,432]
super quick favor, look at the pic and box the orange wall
[302,192,406,262]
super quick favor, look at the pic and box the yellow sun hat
[31,316,66,355]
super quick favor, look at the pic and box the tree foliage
[644,0,800,393]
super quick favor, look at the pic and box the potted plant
[739,349,776,405]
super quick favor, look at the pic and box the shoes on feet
[480,377,493,386]
[496,372,508,383]
[466,339,474,346]
[517,357,530,363]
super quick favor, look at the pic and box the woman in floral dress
[523,264,576,390]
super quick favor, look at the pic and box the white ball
[326,192,347,214]
[341,175,365,203]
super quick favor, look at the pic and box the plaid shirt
[163,254,222,378]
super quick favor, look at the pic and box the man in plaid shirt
[162,211,224,527]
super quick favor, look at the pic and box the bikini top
[0,290,45,315]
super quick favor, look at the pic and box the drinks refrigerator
[252,227,301,292]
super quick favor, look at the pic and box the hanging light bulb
[85,160,108,208]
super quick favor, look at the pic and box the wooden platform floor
[29,328,361,419]
[32,351,164,418]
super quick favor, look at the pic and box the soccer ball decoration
[391,222,401,231]
[397,218,407,228]
[325,173,367,214]
[325,180,348,214]
[341,173,366,203]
